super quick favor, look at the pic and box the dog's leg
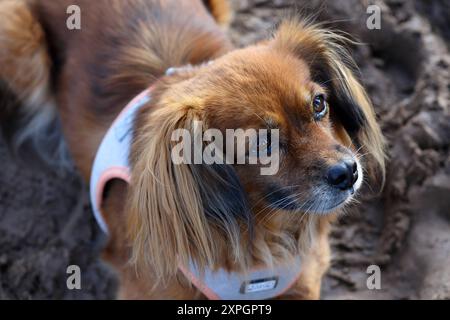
[100,180,147,299]
[295,235,331,299]
[100,182,151,298]
[279,220,332,300]
[101,180,203,299]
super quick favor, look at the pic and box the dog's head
[127,18,386,280]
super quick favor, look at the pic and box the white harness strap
[179,260,302,300]
[90,89,151,232]
[90,86,302,300]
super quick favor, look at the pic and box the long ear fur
[272,18,386,184]
[127,100,250,284]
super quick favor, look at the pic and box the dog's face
[128,19,385,277]
[189,47,364,215]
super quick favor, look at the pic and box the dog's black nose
[326,160,358,190]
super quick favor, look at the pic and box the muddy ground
[0,0,449,299]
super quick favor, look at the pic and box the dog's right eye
[313,94,328,120]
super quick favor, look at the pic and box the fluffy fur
[0,0,68,166]
[0,0,385,299]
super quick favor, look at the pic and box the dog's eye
[249,135,272,157]
[258,136,271,155]
[313,94,328,120]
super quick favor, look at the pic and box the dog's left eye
[249,135,272,157]
[313,94,328,120]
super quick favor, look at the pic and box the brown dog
[0,0,385,299]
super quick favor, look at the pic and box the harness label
[241,277,278,294]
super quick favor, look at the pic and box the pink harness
[89,86,302,299]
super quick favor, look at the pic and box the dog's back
[0,0,231,177]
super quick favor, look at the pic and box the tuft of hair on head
[271,16,387,189]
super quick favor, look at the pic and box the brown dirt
[0,0,449,299]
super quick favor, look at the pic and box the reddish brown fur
[0,0,385,299]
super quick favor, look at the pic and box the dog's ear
[202,0,233,28]
[272,18,386,184]
[127,99,249,283]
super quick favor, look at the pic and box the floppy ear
[126,100,250,283]
[202,0,233,28]
[272,18,386,184]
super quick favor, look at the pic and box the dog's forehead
[216,47,318,116]
[202,47,314,110]
[214,47,311,83]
